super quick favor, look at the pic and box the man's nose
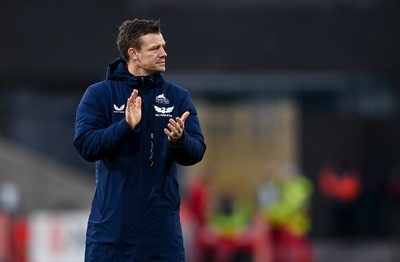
[160,48,167,57]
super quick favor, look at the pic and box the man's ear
[128,48,138,60]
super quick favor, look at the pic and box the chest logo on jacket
[155,94,169,105]
[113,104,125,114]
[154,105,174,117]
[154,93,174,117]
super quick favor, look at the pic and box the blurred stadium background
[1,0,400,261]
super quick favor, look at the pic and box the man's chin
[149,66,166,74]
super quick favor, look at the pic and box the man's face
[132,33,167,75]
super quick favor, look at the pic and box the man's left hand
[164,111,190,143]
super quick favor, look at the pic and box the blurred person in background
[257,164,314,262]
[178,170,212,262]
[0,181,26,262]
[199,193,253,262]
[318,161,361,238]
[184,171,212,262]
[74,18,206,262]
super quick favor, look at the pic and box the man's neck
[127,62,152,77]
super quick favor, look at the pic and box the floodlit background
[1,0,400,261]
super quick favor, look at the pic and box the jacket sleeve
[73,84,134,162]
[170,92,206,166]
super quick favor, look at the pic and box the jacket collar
[106,57,164,90]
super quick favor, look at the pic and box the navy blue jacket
[74,58,206,261]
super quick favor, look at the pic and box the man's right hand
[126,89,142,129]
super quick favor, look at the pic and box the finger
[167,123,179,135]
[135,96,142,108]
[127,90,136,103]
[175,111,189,128]
[168,118,178,128]
[128,89,134,99]
[175,117,183,128]
[164,128,175,138]
[128,91,141,108]
[180,111,190,122]
[132,89,138,98]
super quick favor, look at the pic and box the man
[74,19,206,261]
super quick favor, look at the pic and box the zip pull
[149,132,154,167]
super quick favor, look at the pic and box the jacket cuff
[169,131,185,147]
